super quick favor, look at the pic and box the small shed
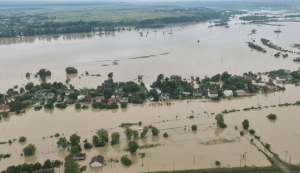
[73,153,86,161]
[90,155,104,167]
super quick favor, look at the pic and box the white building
[77,95,85,100]
[0,105,10,113]
[160,93,169,100]
[224,90,233,97]
[208,90,218,98]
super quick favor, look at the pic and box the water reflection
[66,73,78,79]
[24,155,38,164]
[214,127,225,137]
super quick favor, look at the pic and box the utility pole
[245,152,246,166]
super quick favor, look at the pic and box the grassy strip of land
[147,166,281,173]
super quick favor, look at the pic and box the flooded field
[0,83,300,172]
[1,10,300,173]
[1,14,300,94]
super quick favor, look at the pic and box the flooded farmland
[1,10,300,173]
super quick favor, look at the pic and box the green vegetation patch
[199,138,237,145]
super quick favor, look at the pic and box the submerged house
[236,90,245,96]
[276,75,293,81]
[33,168,55,173]
[223,90,233,97]
[95,96,105,102]
[193,90,203,97]
[46,92,55,99]
[119,97,128,103]
[73,153,86,161]
[22,100,32,105]
[208,90,218,98]
[160,93,169,100]
[90,155,104,167]
[64,90,74,96]
[265,81,276,90]
[0,105,10,113]
[109,98,117,103]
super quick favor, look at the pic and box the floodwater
[1,14,300,93]
[1,11,300,172]
[0,83,300,172]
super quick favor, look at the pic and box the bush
[121,102,127,108]
[151,127,160,136]
[138,121,142,126]
[191,125,197,131]
[84,143,93,149]
[265,143,271,150]
[249,129,255,135]
[254,135,261,140]
[215,161,221,166]
[212,97,220,101]
[3,112,9,118]
[267,113,277,120]
[54,133,60,137]
[163,133,169,137]
[240,131,244,136]
[128,141,139,153]
[110,141,116,145]
[65,67,78,74]
[250,139,254,143]
[23,144,36,156]
[75,103,81,109]
[19,136,26,142]
[121,156,132,166]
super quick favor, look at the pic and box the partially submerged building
[90,155,104,167]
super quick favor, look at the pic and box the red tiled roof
[109,98,117,102]
[0,105,10,110]
[236,90,245,94]
[95,96,105,100]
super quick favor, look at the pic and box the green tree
[242,119,249,129]
[25,72,30,77]
[19,136,26,142]
[111,132,120,143]
[191,125,197,131]
[151,127,160,136]
[42,159,52,169]
[121,156,132,166]
[141,126,148,138]
[70,134,80,146]
[139,93,146,100]
[121,102,127,108]
[64,154,80,173]
[65,67,78,74]
[23,144,36,156]
[265,143,271,150]
[75,103,81,109]
[133,130,139,139]
[215,114,227,128]
[33,162,42,171]
[20,87,25,94]
[15,101,23,110]
[249,129,255,135]
[149,89,158,97]
[3,111,9,118]
[108,72,113,78]
[163,133,169,137]
[84,143,93,149]
[93,135,105,147]
[70,145,80,154]
[57,137,68,148]
[97,129,108,142]
[25,82,34,90]
[128,141,139,153]
[124,127,133,139]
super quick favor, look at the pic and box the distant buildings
[276,75,293,81]
[95,96,105,102]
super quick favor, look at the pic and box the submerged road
[270,157,291,173]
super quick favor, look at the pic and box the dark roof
[209,90,218,94]
[80,166,87,172]
[90,155,104,165]
[266,81,275,86]
[0,105,10,110]
[22,100,32,104]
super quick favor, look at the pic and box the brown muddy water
[1,16,300,93]
[0,85,300,172]
[1,12,300,172]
